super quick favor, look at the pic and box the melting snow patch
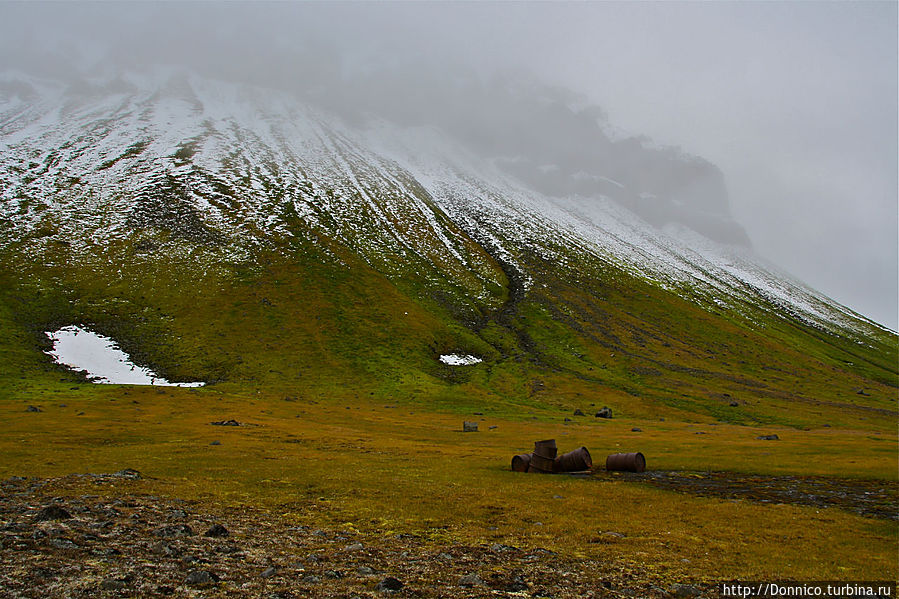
[45,325,204,386]
[439,354,482,366]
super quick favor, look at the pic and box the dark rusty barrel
[554,446,593,472]
[529,439,557,473]
[511,453,532,473]
[605,452,646,473]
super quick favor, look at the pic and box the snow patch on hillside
[45,326,204,387]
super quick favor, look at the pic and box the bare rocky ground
[0,472,711,599]
[597,471,899,521]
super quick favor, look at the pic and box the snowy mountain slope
[1,67,895,413]
[0,68,885,342]
[0,70,500,299]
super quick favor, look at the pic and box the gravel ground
[0,472,711,599]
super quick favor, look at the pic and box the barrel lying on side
[605,452,646,473]
[529,439,558,473]
[554,446,593,472]
[511,453,532,473]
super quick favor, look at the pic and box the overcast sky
[2,1,897,329]
[356,1,897,330]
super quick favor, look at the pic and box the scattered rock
[756,434,779,441]
[344,542,364,552]
[573,409,585,416]
[185,570,219,585]
[671,583,702,598]
[205,523,229,537]
[26,405,41,412]
[211,419,240,426]
[564,417,573,422]
[261,566,278,579]
[34,505,72,521]
[112,468,142,479]
[507,576,529,592]
[459,573,484,587]
[302,574,322,584]
[49,538,78,549]
[462,421,478,432]
[210,440,221,446]
[729,401,739,407]
[595,407,613,419]
[152,542,179,557]
[154,524,194,538]
[100,579,127,591]
[357,566,376,576]
[376,576,404,592]
[488,425,498,430]
[631,427,642,432]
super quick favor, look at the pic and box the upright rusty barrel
[529,439,557,473]
[554,446,593,472]
[511,453,532,473]
[605,452,646,473]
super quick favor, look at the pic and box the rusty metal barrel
[605,452,646,473]
[529,439,558,473]
[511,453,532,473]
[554,446,593,472]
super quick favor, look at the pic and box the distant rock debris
[204,524,229,537]
[458,573,485,587]
[375,576,404,592]
[185,570,219,585]
[154,524,194,538]
[671,583,702,598]
[211,419,241,426]
[756,434,779,441]
[595,407,613,419]
[34,505,71,521]
[463,421,479,432]
[26,405,41,412]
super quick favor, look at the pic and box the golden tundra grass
[2,383,895,583]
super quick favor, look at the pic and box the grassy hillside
[0,208,896,584]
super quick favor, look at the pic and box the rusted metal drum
[605,452,646,473]
[511,453,532,473]
[529,439,558,473]
[554,446,593,472]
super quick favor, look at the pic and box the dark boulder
[376,577,404,592]
[35,505,72,521]
[205,524,229,537]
